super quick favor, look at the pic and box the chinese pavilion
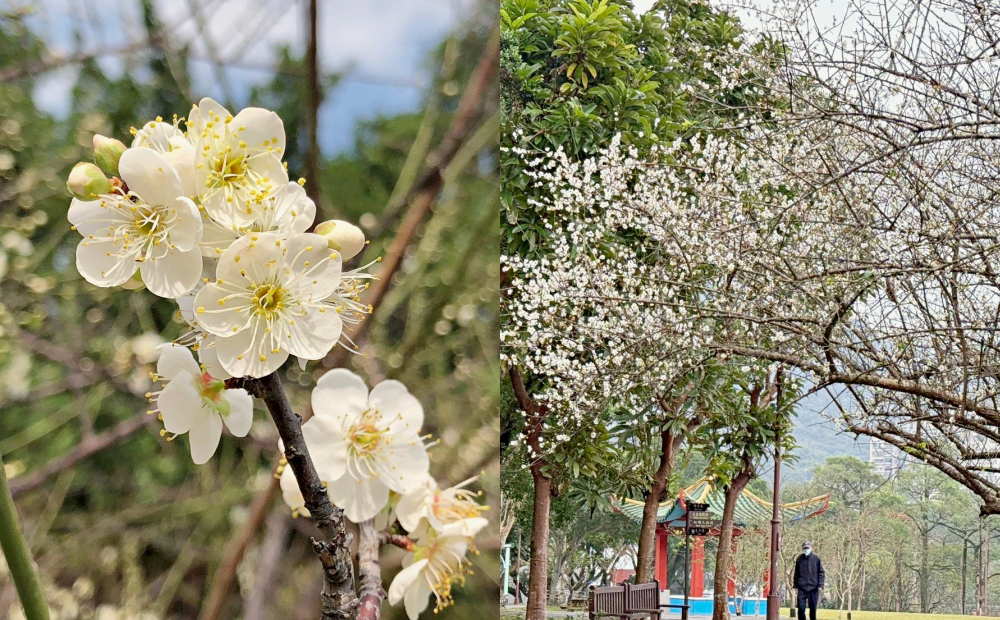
[613,477,831,615]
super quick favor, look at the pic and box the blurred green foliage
[0,4,498,620]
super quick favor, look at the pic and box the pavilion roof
[611,477,830,530]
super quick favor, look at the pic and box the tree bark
[637,387,700,584]
[527,469,553,620]
[636,429,675,583]
[510,367,553,620]
[920,528,929,613]
[962,538,968,615]
[245,510,292,620]
[713,466,753,620]
[548,531,567,604]
[356,520,384,620]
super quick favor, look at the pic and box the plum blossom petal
[312,369,370,423]
[188,407,224,465]
[221,389,254,437]
[156,343,200,381]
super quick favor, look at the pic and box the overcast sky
[24,0,477,154]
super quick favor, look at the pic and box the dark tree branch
[250,372,358,620]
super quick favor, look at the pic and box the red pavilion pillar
[654,525,669,591]
[691,536,705,597]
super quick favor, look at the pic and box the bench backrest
[589,585,626,618]
[590,580,661,618]
[627,581,659,611]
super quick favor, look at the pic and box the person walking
[793,540,824,620]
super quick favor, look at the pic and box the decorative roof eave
[611,477,832,530]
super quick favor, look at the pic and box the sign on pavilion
[612,477,830,616]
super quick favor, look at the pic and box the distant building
[612,569,635,585]
[868,437,905,477]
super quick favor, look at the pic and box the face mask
[803,549,812,556]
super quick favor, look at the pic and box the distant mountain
[772,389,871,482]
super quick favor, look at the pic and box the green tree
[698,365,798,620]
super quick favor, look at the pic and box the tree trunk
[510,368,553,620]
[982,520,993,616]
[526,469,553,620]
[712,467,752,620]
[548,558,564,605]
[962,538,967,615]
[978,523,986,616]
[637,429,675,583]
[919,529,929,613]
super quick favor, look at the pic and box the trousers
[796,588,819,620]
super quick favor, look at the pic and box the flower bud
[92,134,127,176]
[314,220,366,260]
[66,162,111,199]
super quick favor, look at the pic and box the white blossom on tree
[150,343,253,464]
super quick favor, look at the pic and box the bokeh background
[0,1,499,618]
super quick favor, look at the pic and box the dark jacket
[793,553,825,591]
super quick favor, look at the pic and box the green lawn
[780,610,997,620]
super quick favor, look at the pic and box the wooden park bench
[589,581,661,620]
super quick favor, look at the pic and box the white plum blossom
[192,231,345,378]
[131,116,197,198]
[279,465,308,518]
[200,182,315,258]
[187,97,288,229]
[69,148,204,298]
[387,517,488,619]
[150,344,253,464]
[396,476,487,536]
[64,96,478,618]
[278,369,430,523]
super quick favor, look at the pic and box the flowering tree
[500,1,783,615]
[51,99,490,620]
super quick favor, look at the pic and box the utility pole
[767,370,784,620]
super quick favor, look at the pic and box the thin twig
[325,26,501,368]
[10,411,157,498]
[378,532,415,552]
[357,520,384,620]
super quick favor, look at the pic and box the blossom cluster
[504,103,1000,477]
[65,98,487,618]
[278,369,488,619]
